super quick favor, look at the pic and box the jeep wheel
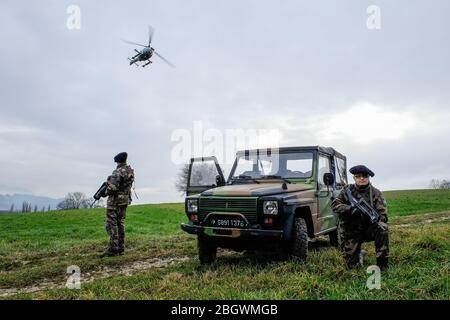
[198,236,217,265]
[290,217,308,261]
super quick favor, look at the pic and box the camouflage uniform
[331,183,389,268]
[104,163,135,254]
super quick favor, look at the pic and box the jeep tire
[198,235,217,265]
[290,216,308,261]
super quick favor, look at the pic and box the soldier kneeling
[331,165,389,271]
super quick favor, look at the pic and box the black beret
[114,152,128,163]
[349,165,374,177]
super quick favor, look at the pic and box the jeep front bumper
[180,222,284,239]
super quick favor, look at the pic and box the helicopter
[122,26,175,68]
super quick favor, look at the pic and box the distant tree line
[7,192,104,213]
[56,192,104,210]
[9,202,53,213]
[429,179,450,189]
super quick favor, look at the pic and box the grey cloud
[0,1,449,203]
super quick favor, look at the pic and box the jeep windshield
[230,151,314,182]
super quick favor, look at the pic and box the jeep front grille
[199,197,258,223]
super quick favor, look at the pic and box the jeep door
[316,153,336,232]
[186,156,225,196]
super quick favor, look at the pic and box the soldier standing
[101,152,135,257]
[331,165,389,270]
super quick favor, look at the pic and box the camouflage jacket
[106,163,135,207]
[331,183,388,223]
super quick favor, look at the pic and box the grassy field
[384,189,450,216]
[0,189,449,299]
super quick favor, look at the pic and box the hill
[0,189,449,299]
[0,194,62,212]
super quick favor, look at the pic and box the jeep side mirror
[216,175,225,187]
[323,173,335,186]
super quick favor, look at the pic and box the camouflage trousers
[105,205,127,253]
[339,220,389,268]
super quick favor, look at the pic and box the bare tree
[71,192,88,209]
[9,204,14,213]
[83,197,105,208]
[429,179,440,189]
[440,179,450,189]
[94,198,105,208]
[175,164,190,196]
[47,204,51,212]
[429,179,450,190]
[57,199,71,210]
[57,192,91,210]
[22,201,32,213]
[83,197,94,208]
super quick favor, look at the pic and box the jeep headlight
[263,201,278,215]
[186,199,198,213]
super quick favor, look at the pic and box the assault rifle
[93,182,108,206]
[345,188,386,231]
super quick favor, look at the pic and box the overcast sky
[0,0,449,203]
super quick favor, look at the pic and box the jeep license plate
[209,217,246,228]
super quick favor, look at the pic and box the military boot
[117,247,124,256]
[376,257,389,271]
[100,248,118,258]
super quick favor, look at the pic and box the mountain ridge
[0,194,63,212]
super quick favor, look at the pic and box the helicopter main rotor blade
[148,25,154,47]
[154,51,175,68]
[121,39,148,48]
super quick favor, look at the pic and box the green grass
[0,203,191,289]
[9,219,449,300]
[1,190,449,300]
[384,189,450,216]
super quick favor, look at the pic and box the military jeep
[180,146,347,264]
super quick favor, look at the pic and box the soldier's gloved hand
[379,215,388,223]
[104,187,113,197]
[341,204,352,214]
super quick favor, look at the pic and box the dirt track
[0,256,190,298]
